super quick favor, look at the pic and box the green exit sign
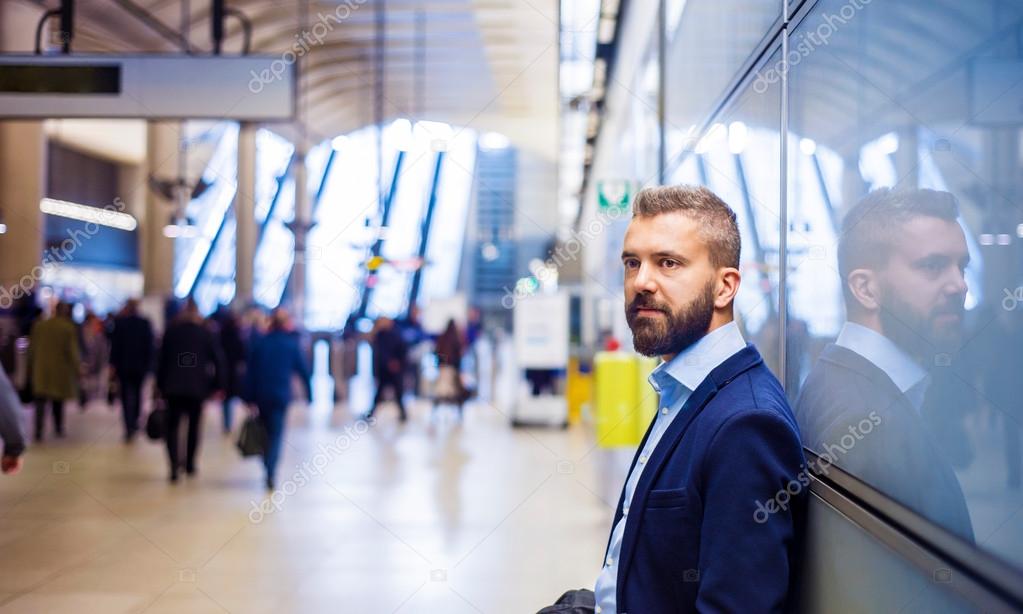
[597,179,636,214]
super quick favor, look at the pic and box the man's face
[876,216,969,355]
[622,212,718,359]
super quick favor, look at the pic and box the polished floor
[0,386,621,613]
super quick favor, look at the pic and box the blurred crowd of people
[0,296,486,490]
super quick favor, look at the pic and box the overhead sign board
[0,54,294,121]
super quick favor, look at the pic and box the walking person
[210,305,246,434]
[331,315,360,404]
[432,319,467,417]
[367,317,409,422]
[79,312,110,408]
[242,308,311,490]
[28,302,80,441]
[156,299,225,483]
[109,299,154,442]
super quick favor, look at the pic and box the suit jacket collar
[613,343,765,600]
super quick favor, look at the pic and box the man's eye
[661,259,679,269]
[624,259,639,269]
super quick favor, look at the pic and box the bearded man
[543,185,806,614]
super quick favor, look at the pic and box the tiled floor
[0,391,621,614]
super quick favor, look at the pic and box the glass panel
[418,130,478,306]
[305,123,397,329]
[174,122,238,298]
[787,0,1023,572]
[667,50,784,380]
[663,0,780,171]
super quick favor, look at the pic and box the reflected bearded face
[876,216,969,355]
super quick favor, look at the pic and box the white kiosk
[511,291,569,427]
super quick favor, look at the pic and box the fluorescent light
[479,132,510,150]
[878,132,899,155]
[728,121,747,154]
[695,123,725,154]
[415,121,452,152]
[40,198,137,231]
[800,138,817,156]
[392,118,413,152]
[163,222,198,239]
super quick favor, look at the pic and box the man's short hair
[838,188,960,284]
[632,185,741,269]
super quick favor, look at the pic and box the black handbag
[236,416,267,458]
[145,407,166,440]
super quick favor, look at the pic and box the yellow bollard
[565,356,592,426]
[593,351,640,447]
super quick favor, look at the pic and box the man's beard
[879,292,964,360]
[626,281,716,357]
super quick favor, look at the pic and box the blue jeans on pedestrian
[258,403,287,484]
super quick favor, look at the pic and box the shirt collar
[835,322,929,395]
[648,321,747,397]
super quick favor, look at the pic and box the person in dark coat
[432,319,466,416]
[109,299,154,442]
[156,299,225,483]
[210,305,246,434]
[242,308,311,490]
[367,317,409,422]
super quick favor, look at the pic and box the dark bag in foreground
[145,407,166,440]
[236,416,267,457]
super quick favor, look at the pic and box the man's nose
[946,267,968,297]
[633,263,658,294]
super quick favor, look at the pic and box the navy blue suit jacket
[607,344,805,613]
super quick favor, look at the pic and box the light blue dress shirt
[594,321,747,613]
[834,322,930,412]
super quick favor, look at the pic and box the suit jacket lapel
[615,345,764,596]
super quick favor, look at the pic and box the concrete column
[143,122,180,298]
[235,123,257,306]
[288,149,312,324]
[0,2,47,304]
[0,122,46,300]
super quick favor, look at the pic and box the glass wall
[589,0,1023,587]
[786,0,1023,571]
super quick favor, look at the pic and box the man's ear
[847,268,881,311]
[714,267,741,309]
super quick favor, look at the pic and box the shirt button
[660,406,669,415]
[639,455,647,464]
[623,505,629,517]
[606,555,614,566]
[596,607,602,614]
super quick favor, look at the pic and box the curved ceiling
[35,0,559,155]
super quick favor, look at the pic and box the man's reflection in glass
[795,188,974,540]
